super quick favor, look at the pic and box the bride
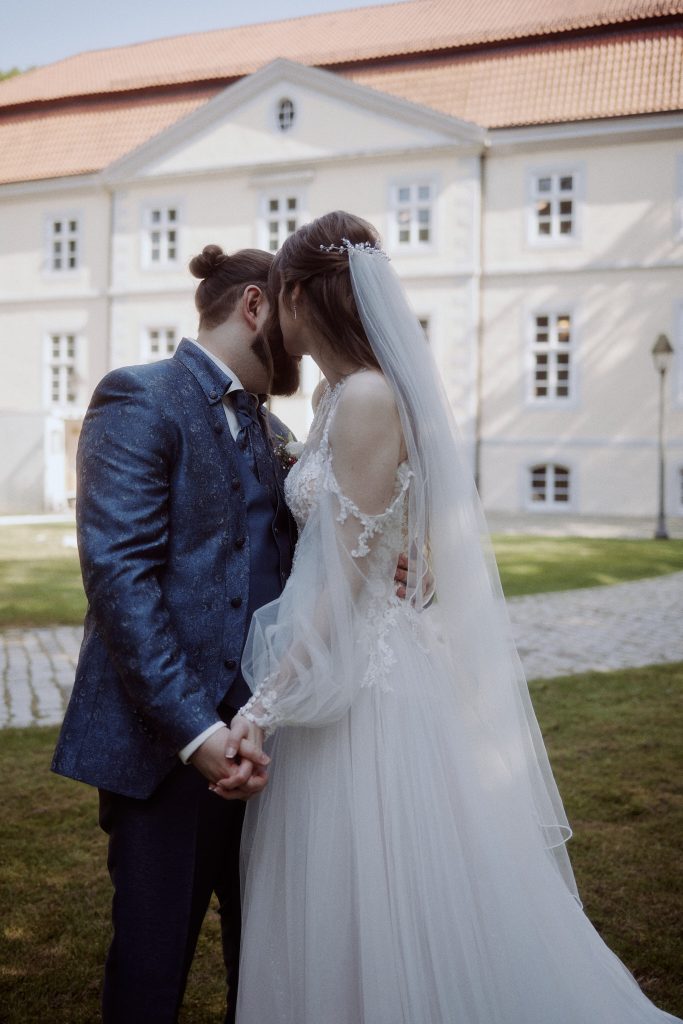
[214,211,680,1023]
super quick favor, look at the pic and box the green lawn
[2,525,683,627]
[0,663,681,1022]
[493,535,683,596]
[0,524,85,627]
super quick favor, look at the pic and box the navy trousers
[99,731,244,1024]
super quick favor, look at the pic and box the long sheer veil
[347,243,579,901]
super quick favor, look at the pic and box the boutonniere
[273,436,304,472]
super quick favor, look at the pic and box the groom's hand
[190,727,265,789]
[208,715,270,801]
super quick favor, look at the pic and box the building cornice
[483,259,683,278]
[488,112,683,152]
[0,173,105,199]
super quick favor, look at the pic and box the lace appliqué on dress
[325,460,412,559]
[239,683,282,738]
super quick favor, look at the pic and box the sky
[2,0,409,71]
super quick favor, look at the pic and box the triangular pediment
[104,59,485,181]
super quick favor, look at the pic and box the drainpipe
[105,184,115,371]
[473,142,488,496]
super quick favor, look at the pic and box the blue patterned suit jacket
[52,339,296,798]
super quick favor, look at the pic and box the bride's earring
[293,304,297,320]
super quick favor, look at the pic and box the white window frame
[43,332,83,412]
[525,307,577,406]
[526,167,582,247]
[141,325,180,362]
[44,212,81,274]
[525,462,573,511]
[141,202,181,269]
[389,180,436,252]
[259,191,305,253]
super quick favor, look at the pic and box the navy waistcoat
[223,432,293,708]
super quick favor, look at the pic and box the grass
[0,525,85,628]
[0,663,681,1022]
[1,526,683,627]
[494,535,683,597]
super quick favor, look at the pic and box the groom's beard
[263,321,301,397]
[250,328,300,398]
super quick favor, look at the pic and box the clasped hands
[191,716,268,801]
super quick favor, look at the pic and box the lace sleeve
[238,373,409,735]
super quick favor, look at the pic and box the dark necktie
[232,390,277,499]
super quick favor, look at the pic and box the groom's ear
[241,284,265,330]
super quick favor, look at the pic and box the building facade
[0,0,681,518]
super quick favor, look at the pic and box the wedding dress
[234,243,680,1024]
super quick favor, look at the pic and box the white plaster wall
[0,187,110,303]
[143,81,458,179]
[479,266,683,515]
[0,412,45,513]
[480,440,683,517]
[484,137,683,273]
[0,300,107,413]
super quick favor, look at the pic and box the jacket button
[210,390,218,399]
[214,422,223,434]
[231,479,241,491]
[224,658,238,670]
[230,596,243,609]
[234,536,246,549]
[273,526,280,536]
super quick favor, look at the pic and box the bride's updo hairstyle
[189,244,273,330]
[271,211,381,371]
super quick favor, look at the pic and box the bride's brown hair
[271,211,381,371]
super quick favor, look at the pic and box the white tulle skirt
[236,604,679,1024]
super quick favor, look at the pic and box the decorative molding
[102,58,485,184]
[489,113,683,154]
[484,260,683,279]
[483,437,683,450]
[0,173,104,200]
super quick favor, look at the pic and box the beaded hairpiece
[319,237,390,260]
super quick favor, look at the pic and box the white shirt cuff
[178,721,227,764]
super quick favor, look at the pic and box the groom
[52,244,300,1024]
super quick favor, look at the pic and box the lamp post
[651,333,674,540]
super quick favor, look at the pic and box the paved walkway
[1,572,682,728]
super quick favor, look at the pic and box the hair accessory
[319,237,390,261]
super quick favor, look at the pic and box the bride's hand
[226,714,267,764]
[209,716,269,801]
[394,552,435,604]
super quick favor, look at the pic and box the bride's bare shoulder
[340,369,395,408]
[333,370,401,441]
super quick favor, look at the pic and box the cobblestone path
[2,572,682,728]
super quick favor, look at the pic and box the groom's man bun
[189,244,273,330]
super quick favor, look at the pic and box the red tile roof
[0,0,679,109]
[0,1,680,186]
[346,28,683,127]
[0,92,213,186]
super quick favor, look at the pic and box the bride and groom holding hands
[53,211,680,1023]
